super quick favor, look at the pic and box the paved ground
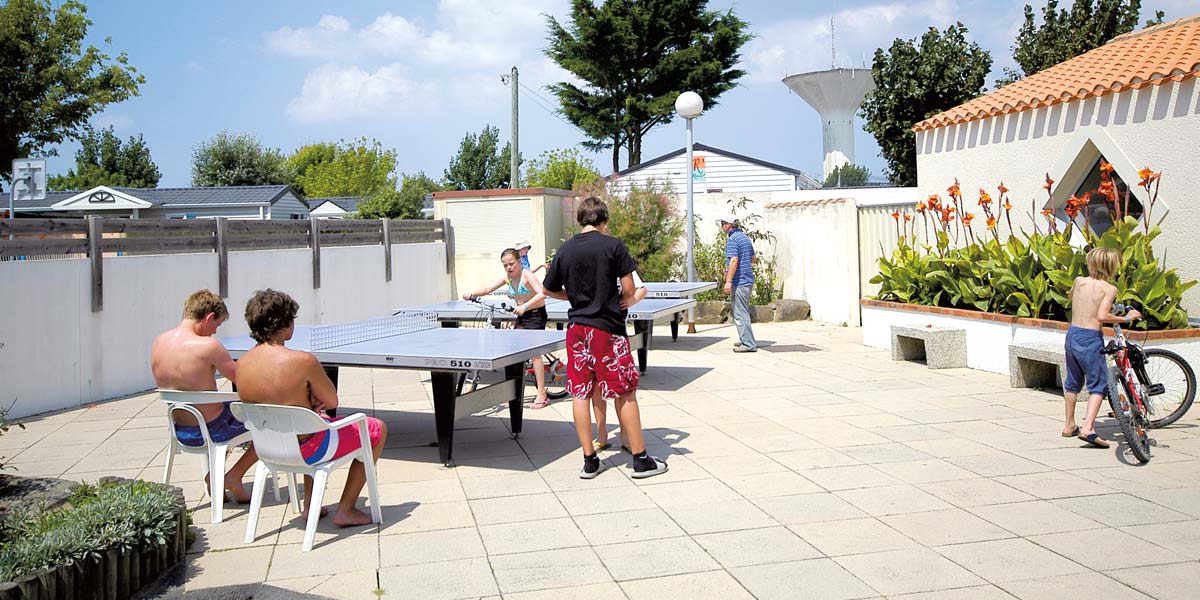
[6,321,1200,600]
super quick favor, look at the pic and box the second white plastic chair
[230,402,382,552]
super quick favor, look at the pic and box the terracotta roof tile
[914,15,1200,132]
[764,198,848,208]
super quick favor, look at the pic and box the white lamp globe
[675,91,704,119]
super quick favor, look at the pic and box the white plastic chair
[158,389,281,524]
[230,402,382,552]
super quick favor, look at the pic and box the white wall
[769,200,862,325]
[0,242,451,419]
[917,78,1200,311]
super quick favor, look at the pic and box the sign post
[9,159,47,228]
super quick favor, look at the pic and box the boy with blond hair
[1063,247,1141,448]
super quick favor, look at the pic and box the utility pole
[510,66,519,188]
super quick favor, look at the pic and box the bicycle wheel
[1140,348,1196,428]
[543,356,570,399]
[1107,367,1151,463]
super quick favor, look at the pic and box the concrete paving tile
[638,478,740,507]
[693,526,822,568]
[835,547,985,596]
[839,443,935,464]
[770,447,862,470]
[835,484,952,516]
[801,464,902,491]
[377,478,465,505]
[1108,562,1200,600]
[380,500,475,535]
[968,500,1104,536]
[662,499,777,535]
[478,516,587,555]
[468,492,569,525]
[872,424,956,443]
[889,585,1017,600]
[904,438,997,458]
[790,517,918,556]
[883,459,980,484]
[460,472,551,500]
[554,484,657,516]
[947,453,1055,477]
[999,572,1152,600]
[620,570,756,600]
[840,413,920,429]
[1051,493,1192,527]
[269,571,379,600]
[5,457,77,477]
[378,526,485,567]
[378,557,499,600]
[489,547,611,594]
[935,539,1089,584]
[184,546,274,590]
[730,558,878,600]
[991,471,1109,500]
[882,509,1014,546]
[1029,528,1185,570]
[691,453,790,478]
[190,503,287,553]
[1011,447,1122,470]
[1120,519,1200,559]
[573,508,686,545]
[624,454,714,484]
[596,536,719,581]
[753,492,868,525]
[503,582,625,600]
[916,477,1041,506]
[721,471,823,498]
[267,535,379,580]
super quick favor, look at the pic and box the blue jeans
[731,285,756,350]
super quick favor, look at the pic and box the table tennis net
[311,312,438,351]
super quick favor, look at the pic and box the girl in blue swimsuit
[462,248,551,408]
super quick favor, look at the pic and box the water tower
[783,68,875,183]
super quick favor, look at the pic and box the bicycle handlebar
[466,297,514,313]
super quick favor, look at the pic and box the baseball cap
[513,240,532,250]
[714,214,739,226]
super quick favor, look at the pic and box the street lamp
[675,91,703,333]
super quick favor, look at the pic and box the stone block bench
[1009,342,1067,389]
[890,325,967,369]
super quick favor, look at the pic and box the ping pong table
[394,297,695,374]
[220,312,565,466]
[643,281,718,299]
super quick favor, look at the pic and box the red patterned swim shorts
[566,324,639,402]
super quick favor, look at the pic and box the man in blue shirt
[718,214,757,352]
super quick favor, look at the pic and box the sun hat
[513,240,532,250]
[714,214,739,226]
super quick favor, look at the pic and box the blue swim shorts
[1064,326,1108,396]
[174,402,249,447]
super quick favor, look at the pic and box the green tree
[573,179,684,282]
[191,131,291,187]
[0,0,144,178]
[524,148,602,190]
[293,138,397,198]
[999,0,1163,86]
[860,23,992,187]
[443,125,515,190]
[545,0,751,171]
[823,163,871,188]
[355,172,442,220]
[48,125,160,190]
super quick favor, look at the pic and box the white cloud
[285,63,435,122]
[358,13,423,55]
[265,14,352,58]
[743,1,962,83]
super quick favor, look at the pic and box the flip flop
[1077,433,1111,449]
[1061,426,1080,437]
[531,397,550,410]
[593,440,612,452]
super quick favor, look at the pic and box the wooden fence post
[381,218,392,282]
[310,217,321,289]
[215,218,229,298]
[88,216,103,312]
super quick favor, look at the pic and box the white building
[309,196,363,219]
[914,16,1200,311]
[608,143,821,194]
[13,185,309,219]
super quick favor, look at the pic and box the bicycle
[1103,303,1197,463]
[463,297,569,401]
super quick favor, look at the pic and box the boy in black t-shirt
[542,196,669,480]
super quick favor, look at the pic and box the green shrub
[873,169,1195,330]
[691,197,782,305]
[0,403,24,472]
[573,179,685,282]
[0,480,182,582]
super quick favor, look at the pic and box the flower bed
[0,478,190,600]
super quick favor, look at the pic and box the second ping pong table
[394,297,696,374]
[643,281,718,299]
[220,312,565,466]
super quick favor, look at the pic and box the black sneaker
[580,453,604,479]
[631,453,669,479]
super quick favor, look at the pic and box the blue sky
[46,0,1192,187]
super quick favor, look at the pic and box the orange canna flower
[903,214,912,222]
[1043,173,1054,190]
[1003,199,1013,211]
[1138,167,1160,187]
[978,189,992,205]
[891,211,900,221]
[997,182,1008,194]
[947,180,961,199]
[963,212,975,226]
[1041,209,1053,217]
[1099,160,1114,174]
[986,216,997,230]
